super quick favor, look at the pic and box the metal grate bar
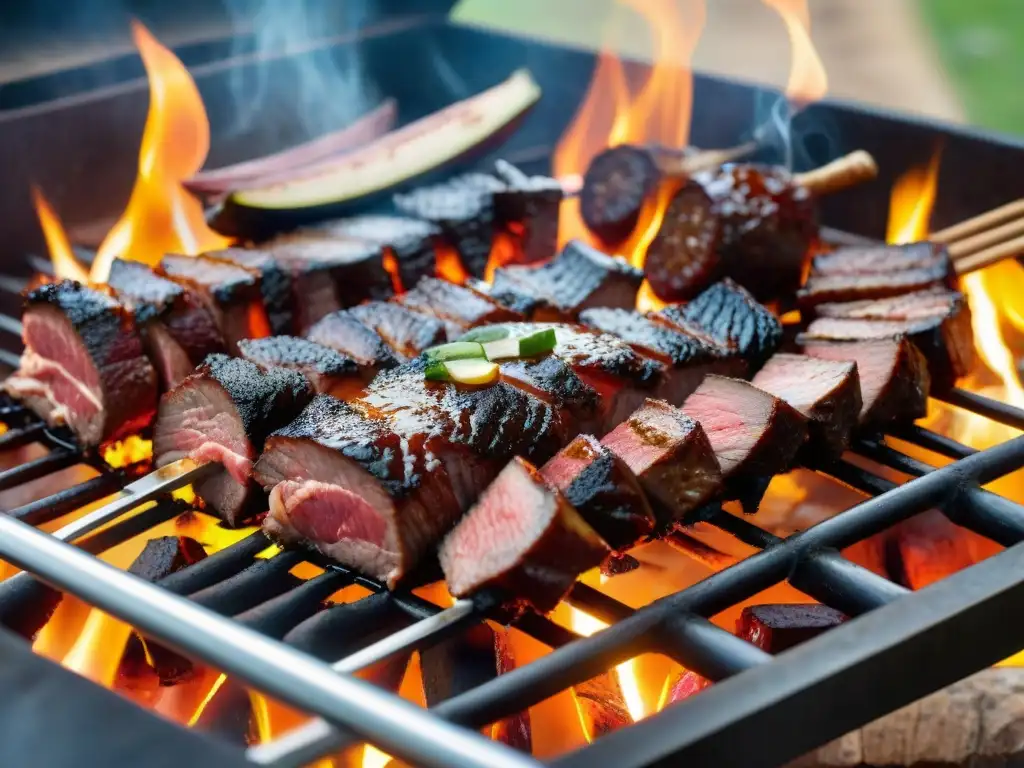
[888,424,977,460]
[937,388,1024,430]
[0,448,80,491]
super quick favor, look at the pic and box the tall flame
[89,20,230,283]
[887,151,942,245]
[31,188,88,283]
[761,0,828,105]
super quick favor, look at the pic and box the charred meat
[498,355,601,436]
[802,338,930,429]
[439,457,609,614]
[204,247,296,336]
[107,259,224,389]
[492,159,563,264]
[399,277,521,338]
[580,145,662,246]
[305,310,400,374]
[237,336,364,399]
[153,354,313,525]
[813,286,959,321]
[751,352,862,456]
[681,375,808,511]
[798,263,953,310]
[348,301,447,360]
[4,281,158,446]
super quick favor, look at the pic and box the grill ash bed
[4,8,1024,768]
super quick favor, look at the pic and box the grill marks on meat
[439,457,609,614]
[237,336,364,400]
[5,281,158,447]
[802,339,930,429]
[601,399,722,526]
[681,376,807,512]
[204,248,296,335]
[107,259,225,389]
[348,301,446,360]
[154,354,312,525]
[306,310,400,374]
[491,240,643,320]
[751,353,862,457]
[160,254,270,352]
[399,277,521,338]
[541,434,654,551]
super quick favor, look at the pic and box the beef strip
[601,398,723,526]
[398,277,521,338]
[237,336,364,399]
[107,259,225,389]
[810,242,952,278]
[814,287,958,321]
[498,355,601,436]
[579,307,745,405]
[160,254,270,352]
[153,354,313,525]
[802,338,930,429]
[203,247,296,336]
[468,276,548,317]
[348,301,446,360]
[439,457,610,614]
[4,281,158,447]
[681,375,808,511]
[798,262,953,310]
[305,310,400,374]
[541,434,655,551]
[659,278,782,372]
[751,352,862,457]
[491,240,643,320]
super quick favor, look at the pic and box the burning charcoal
[541,434,654,551]
[798,263,953,310]
[153,355,313,525]
[681,376,808,512]
[160,254,270,352]
[107,259,225,389]
[348,301,447,360]
[659,278,783,372]
[737,603,845,652]
[601,399,722,527]
[439,457,610,615]
[580,307,744,405]
[580,145,662,245]
[601,552,641,576]
[666,669,712,704]
[421,623,532,751]
[398,277,521,338]
[4,281,158,446]
[204,247,297,335]
[810,241,952,279]
[802,338,930,429]
[491,240,643,320]
[499,355,601,436]
[492,159,563,263]
[237,336,365,399]
[306,310,400,374]
[573,670,634,739]
[751,352,862,457]
[468,275,547,317]
[394,173,505,278]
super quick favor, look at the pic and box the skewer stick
[931,199,1024,245]
[794,150,879,196]
[669,140,760,176]
[954,234,1024,275]
[946,216,1024,261]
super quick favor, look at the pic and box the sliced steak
[601,398,722,526]
[153,354,313,525]
[751,353,862,457]
[814,287,958,321]
[160,254,270,352]
[348,301,446,361]
[498,355,601,436]
[4,281,158,446]
[306,310,400,374]
[237,336,364,399]
[540,434,655,551]
[398,277,521,338]
[491,240,643,320]
[439,457,610,614]
[107,259,224,389]
[798,263,952,310]
[811,242,952,278]
[659,278,782,372]
[203,247,296,336]
[681,375,808,511]
[580,307,744,405]
[802,339,930,429]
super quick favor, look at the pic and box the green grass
[918,0,1024,136]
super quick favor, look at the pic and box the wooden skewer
[953,234,1024,275]
[946,217,1024,261]
[931,199,1024,245]
[794,150,879,196]
[671,140,760,175]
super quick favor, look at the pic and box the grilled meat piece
[802,339,930,429]
[601,399,722,526]
[160,254,270,352]
[107,259,225,389]
[439,457,610,614]
[580,307,744,405]
[398,277,521,338]
[153,354,313,525]
[579,145,662,246]
[541,434,655,551]
[491,240,643,320]
[4,281,158,446]
[237,336,364,399]
[659,278,782,372]
[498,355,601,436]
[492,159,563,264]
[798,263,953,310]
[751,353,862,457]
[681,375,808,511]
[810,242,951,278]
[348,301,446,360]
[204,248,296,336]
[467,276,546,317]
[814,287,958,321]
[306,310,400,374]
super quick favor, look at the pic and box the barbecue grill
[2,10,1024,768]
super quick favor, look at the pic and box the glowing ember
[362,745,392,768]
[761,0,828,105]
[102,435,153,469]
[435,244,469,284]
[31,187,88,283]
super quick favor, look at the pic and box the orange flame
[61,609,134,687]
[761,0,828,105]
[89,21,230,283]
[887,151,942,244]
[32,188,88,283]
